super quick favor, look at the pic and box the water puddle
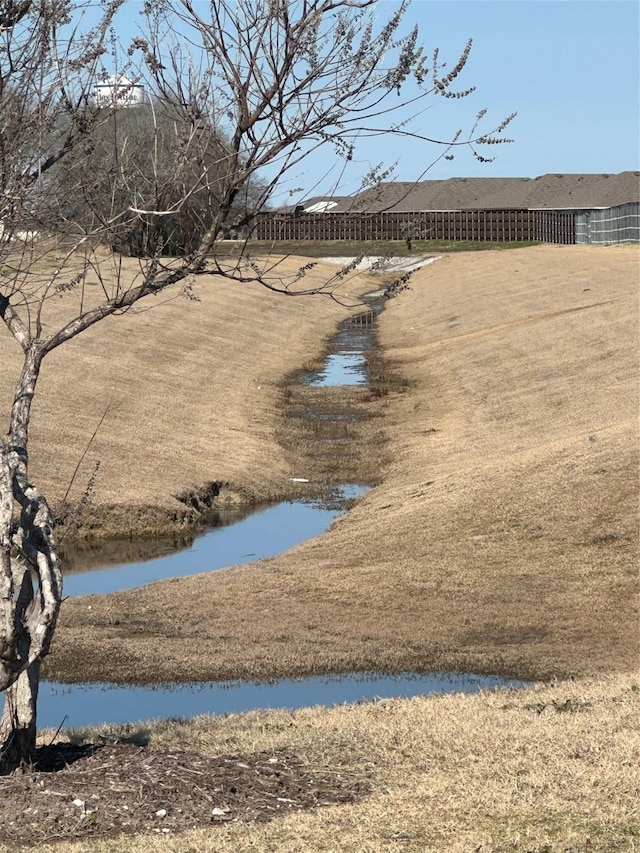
[62,487,365,598]
[300,304,380,387]
[39,672,525,730]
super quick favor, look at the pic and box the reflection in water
[46,292,517,734]
[60,508,247,575]
[40,672,525,730]
[300,307,380,387]
[303,350,368,386]
[60,302,382,594]
[61,488,366,598]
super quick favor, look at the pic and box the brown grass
[1,254,377,534]
[2,243,639,850]
[46,244,639,685]
[10,672,640,852]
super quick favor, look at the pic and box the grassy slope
[5,242,638,852]
[49,244,639,685]
[1,254,376,532]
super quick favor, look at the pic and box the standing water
[61,486,365,598]
[299,308,379,387]
[43,261,523,728]
[40,673,525,730]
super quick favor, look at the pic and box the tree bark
[0,559,39,773]
[0,663,40,774]
[0,497,59,772]
[0,348,62,774]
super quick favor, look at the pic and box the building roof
[293,172,640,213]
[522,172,640,209]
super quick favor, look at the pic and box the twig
[46,715,69,747]
[56,402,111,543]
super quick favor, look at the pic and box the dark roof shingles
[301,172,640,212]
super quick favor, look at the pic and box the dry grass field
[44,244,639,685]
[0,253,372,530]
[3,673,639,851]
[1,243,638,850]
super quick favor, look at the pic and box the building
[260,172,640,244]
[93,75,146,108]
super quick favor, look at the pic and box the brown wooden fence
[255,209,576,244]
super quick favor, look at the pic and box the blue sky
[398,1,640,178]
[107,1,639,198]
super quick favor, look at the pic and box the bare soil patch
[0,743,366,848]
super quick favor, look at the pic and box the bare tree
[0,0,513,773]
[51,100,267,256]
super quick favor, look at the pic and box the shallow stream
[61,487,363,598]
[43,273,522,729]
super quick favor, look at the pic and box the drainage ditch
[43,269,523,728]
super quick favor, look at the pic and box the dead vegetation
[46,244,639,686]
[0,254,378,538]
[274,381,387,492]
[0,744,367,848]
[1,243,638,849]
[0,672,637,851]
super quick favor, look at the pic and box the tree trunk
[0,562,43,774]
[0,348,62,774]
[0,662,40,774]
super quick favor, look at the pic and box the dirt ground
[42,243,639,685]
[0,742,367,848]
